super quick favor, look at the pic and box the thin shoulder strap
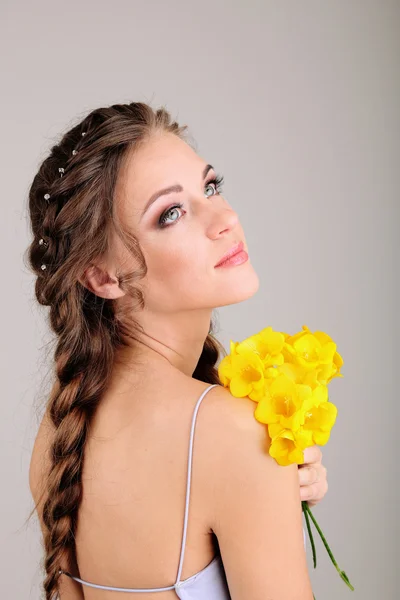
[174,383,220,586]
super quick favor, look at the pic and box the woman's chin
[214,267,260,306]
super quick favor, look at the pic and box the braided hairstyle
[25,102,227,600]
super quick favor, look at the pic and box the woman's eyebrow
[140,163,214,220]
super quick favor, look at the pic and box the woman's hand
[298,445,328,507]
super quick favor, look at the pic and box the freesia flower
[218,342,266,401]
[254,373,312,432]
[302,399,338,446]
[267,424,310,466]
[283,325,344,386]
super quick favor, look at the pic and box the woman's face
[114,131,259,314]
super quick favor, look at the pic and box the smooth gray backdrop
[1,1,398,598]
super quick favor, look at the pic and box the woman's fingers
[300,477,328,504]
[298,446,329,505]
[302,445,323,465]
[298,466,319,486]
[298,462,328,505]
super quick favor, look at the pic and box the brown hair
[24,102,226,599]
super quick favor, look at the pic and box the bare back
[30,363,222,600]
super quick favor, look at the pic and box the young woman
[27,102,328,600]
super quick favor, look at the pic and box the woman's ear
[78,264,125,299]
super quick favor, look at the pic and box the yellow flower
[275,362,308,385]
[219,325,341,465]
[284,325,334,369]
[302,399,338,446]
[267,424,310,466]
[264,366,280,381]
[276,360,331,391]
[318,349,344,384]
[218,343,266,402]
[284,325,344,386]
[237,327,286,369]
[254,373,312,431]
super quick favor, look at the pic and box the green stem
[302,501,317,568]
[303,502,355,592]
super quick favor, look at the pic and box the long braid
[25,102,225,599]
[43,291,118,596]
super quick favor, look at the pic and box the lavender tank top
[59,383,306,597]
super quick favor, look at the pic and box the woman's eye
[205,174,224,198]
[204,182,217,197]
[158,173,225,228]
[158,203,184,228]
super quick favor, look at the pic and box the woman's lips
[215,240,246,267]
[214,249,249,268]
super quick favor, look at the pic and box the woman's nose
[207,204,239,237]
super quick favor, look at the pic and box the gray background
[1,1,399,598]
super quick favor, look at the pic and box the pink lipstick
[214,241,248,268]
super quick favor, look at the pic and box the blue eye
[204,174,225,198]
[158,202,185,228]
[157,173,225,229]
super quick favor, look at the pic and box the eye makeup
[157,173,225,229]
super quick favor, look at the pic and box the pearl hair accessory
[40,131,87,272]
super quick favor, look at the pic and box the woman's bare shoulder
[189,383,270,507]
[194,383,267,443]
[197,384,313,599]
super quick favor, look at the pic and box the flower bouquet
[218,324,354,597]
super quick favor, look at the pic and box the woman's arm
[206,387,314,600]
